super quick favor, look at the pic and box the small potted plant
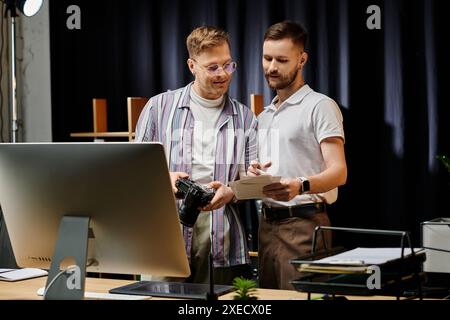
[437,155,450,175]
[232,276,258,300]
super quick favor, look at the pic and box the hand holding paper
[229,174,281,200]
[247,160,272,176]
[261,178,302,201]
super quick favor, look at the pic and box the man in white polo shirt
[248,21,347,290]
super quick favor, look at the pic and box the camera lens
[178,204,200,227]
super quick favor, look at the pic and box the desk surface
[0,277,400,300]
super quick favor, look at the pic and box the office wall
[19,0,52,142]
[0,0,52,143]
[0,3,9,142]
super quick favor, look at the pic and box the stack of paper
[298,264,370,274]
[295,248,425,274]
[0,268,48,282]
[314,247,425,265]
[229,175,281,200]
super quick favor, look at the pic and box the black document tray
[289,226,426,298]
[291,270,426,296]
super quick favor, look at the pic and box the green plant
[437,155,450,174]
[232,276,258,300]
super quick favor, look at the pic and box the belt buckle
[288,206,293,218]
[262,206,268,220]
[262,206,274,222]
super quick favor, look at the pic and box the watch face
[303,179,310,192]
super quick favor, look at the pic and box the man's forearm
[306,164,347,194]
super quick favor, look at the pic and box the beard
[265,68,299,90]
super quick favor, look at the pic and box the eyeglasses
[192,59,237,75]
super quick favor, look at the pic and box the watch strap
[297,176,310,194]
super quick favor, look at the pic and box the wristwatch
[297,177,310,194]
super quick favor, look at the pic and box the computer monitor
[0,142,190,298]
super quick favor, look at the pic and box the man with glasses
[135,26,257,284]
[248,21,347,289]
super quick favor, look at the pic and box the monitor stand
[44,216,89,300]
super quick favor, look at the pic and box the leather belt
[262,202,326,222]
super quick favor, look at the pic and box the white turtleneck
[189,87,225,185]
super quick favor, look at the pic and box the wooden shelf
[70,132,134,138]
[70,97,148,142]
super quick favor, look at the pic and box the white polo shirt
[257,84,345,207]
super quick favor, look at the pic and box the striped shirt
[135,83,258,267]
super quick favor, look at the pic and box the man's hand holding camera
[201,181,235,211]
[172,177,236,227]
[170,171,189,193]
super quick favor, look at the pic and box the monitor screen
[0,142,190,279]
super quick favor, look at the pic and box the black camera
[175,178,215,227]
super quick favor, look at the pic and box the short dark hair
[264,21,308,50]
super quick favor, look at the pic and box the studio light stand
[206,211,218,300]
[3,0,43,143]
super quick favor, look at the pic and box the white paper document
[229,175,281,200]
[0,268,48,282]
[312,247,425,265]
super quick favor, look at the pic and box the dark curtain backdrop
[36,0,450,251]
